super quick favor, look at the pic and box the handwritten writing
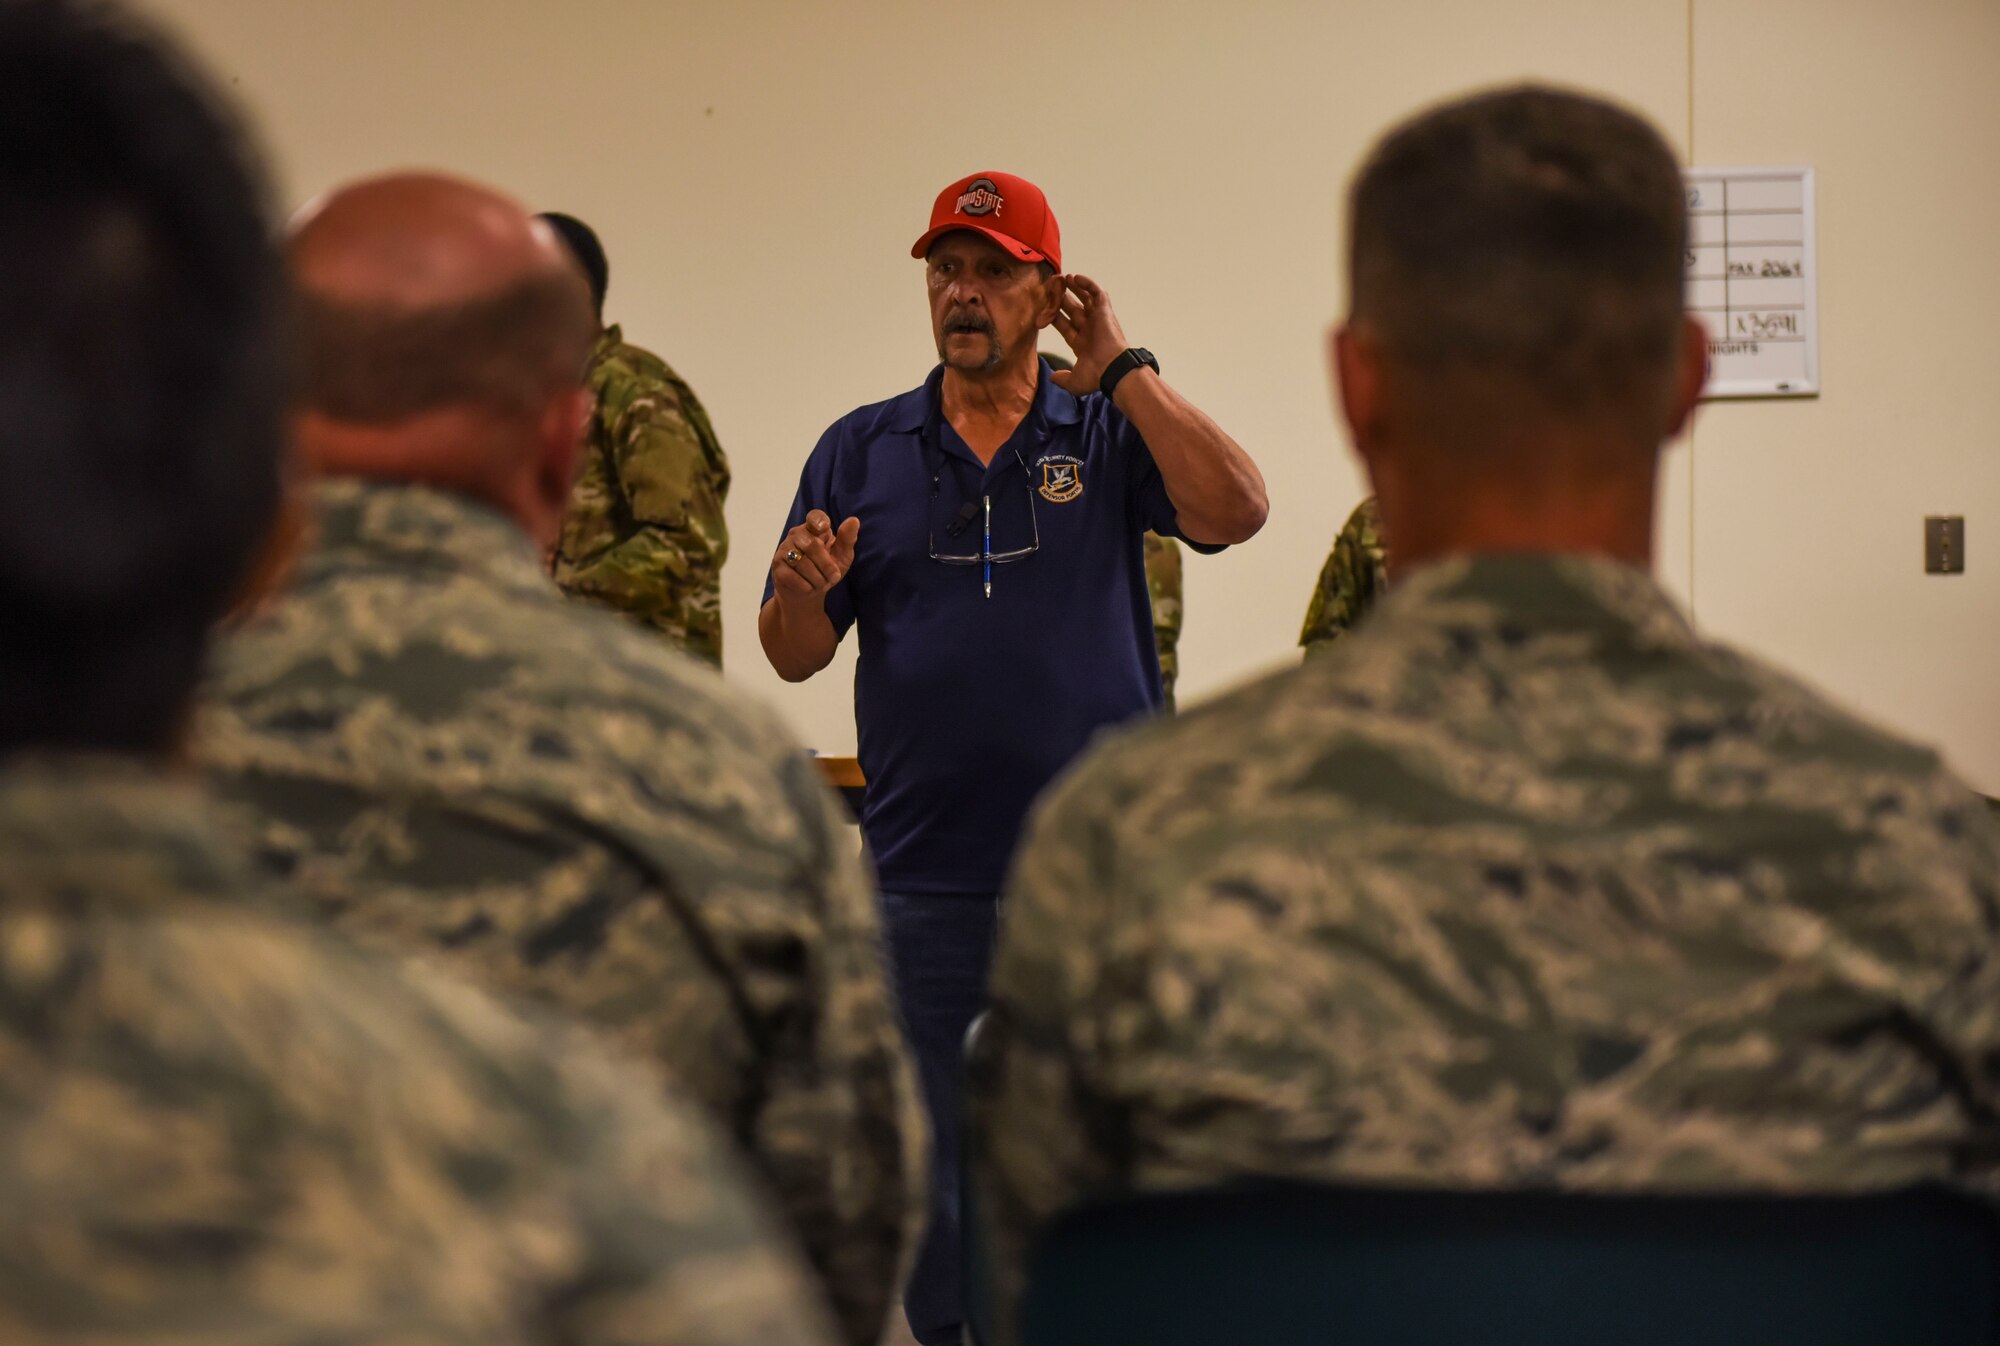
[1735,311,1801,339]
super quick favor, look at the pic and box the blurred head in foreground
[0,0,285,759]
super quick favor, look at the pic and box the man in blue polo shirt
[760,170,1266,1346]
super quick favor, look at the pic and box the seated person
[972,83,2000,1345]
[0,4,832,1342]
[194,171,920,1345]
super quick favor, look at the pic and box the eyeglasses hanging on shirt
[924,398,1041,599]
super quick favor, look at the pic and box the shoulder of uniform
[593,341,698,414]
[1699,636,1955,783]
[597,333,672,378]
[216,921,763,1219]
[1342,496,1383,542]
[563,609,818,768]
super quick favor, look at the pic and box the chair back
[1019,1182,2000,1346]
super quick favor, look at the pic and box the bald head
[287,172,597,548]
[293,172,595,424]
[295,173,567,306]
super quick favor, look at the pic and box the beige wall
[143,0,1996,787]
[1691,0,2000,790]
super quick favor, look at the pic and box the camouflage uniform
[554,326,731,667]
[197,479,923,1346]
[1143,531,1183,710]
[0,756,835,1346]
[1299,496,1389,656]
[974,554,2000,1344]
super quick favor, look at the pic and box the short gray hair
[1348,85,1687,425]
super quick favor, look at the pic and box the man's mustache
[943,310,996,337]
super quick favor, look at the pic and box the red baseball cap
[909,170,1061,271]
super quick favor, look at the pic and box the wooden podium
[813,756,866,815]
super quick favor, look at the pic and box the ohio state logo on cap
[912,170,1060,270]
[955,178,1004,217]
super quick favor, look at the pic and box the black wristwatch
[1099,347,1159,402]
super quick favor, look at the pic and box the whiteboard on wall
[1686,166,1819,398]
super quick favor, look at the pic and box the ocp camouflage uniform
[974,554,2000,1345]
[1144,531,1182,709]
[554,326,730,667]
[197,480,923,1346]
[0,756,835,1346]
[1299,496,1388,655]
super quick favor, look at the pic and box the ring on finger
[784,548,801,564]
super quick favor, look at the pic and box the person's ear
[1332,322,1387,470]
[1664,313,1710,440]
[1034,269,1063,330]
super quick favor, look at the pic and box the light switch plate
[1925,516,1966,574]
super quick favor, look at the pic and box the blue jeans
[879,890,1000,1346]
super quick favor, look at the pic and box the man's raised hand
[1048,274,1131,396]
[772,509,861,605]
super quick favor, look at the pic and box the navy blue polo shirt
[767,360,1220,895]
